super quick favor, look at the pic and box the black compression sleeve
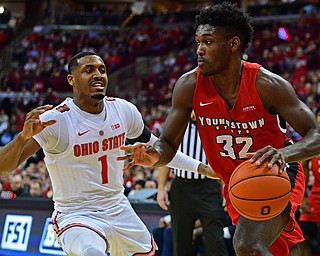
[126,126,151,144]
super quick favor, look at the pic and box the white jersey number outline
[216,135,253,160]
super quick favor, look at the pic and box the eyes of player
[84,67,106,75]
[196,39,215,47]
[196,39,212,46]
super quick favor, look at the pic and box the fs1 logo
[39,218,66,255]
[1,214,32,251]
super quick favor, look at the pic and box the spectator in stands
[127,179,145,198]
[23,57,38,72]
[29,177,44,197]
[0,108,9,135]
[2,70,23,91]
[9,173,30,197]
[144,179,158,201]
[17,86,32,109]
[21,171,32,189]
[152,216,210,256]
[44,182,53,198]
[145,179,157,189]
[152,215,173,256]
[11,110,26,133]
[0,87,15,117]
[144,81,163,106]
[292,47,308,84]
[44,88,62,106]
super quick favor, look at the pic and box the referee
[157,111,228,256]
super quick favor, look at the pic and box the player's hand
[197,163,220,179]
[246,145,286,173]
[117,143,161,171]
[157,188,170,211]
[20,105,56,141]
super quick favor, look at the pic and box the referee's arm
[157,166,171,210]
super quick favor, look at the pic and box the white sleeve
[33,111,68,153]
[122,100,145,140]
[148,134,201,173]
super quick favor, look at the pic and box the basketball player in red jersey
[118,3,320,256]
[299,108,320,256]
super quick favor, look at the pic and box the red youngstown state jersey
[193,61,286,185]
[193,61,305,255]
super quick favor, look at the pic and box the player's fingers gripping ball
[228,160,291,221]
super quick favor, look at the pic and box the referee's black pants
[169,177,228,256]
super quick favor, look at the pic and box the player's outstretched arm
[0,105,56,176]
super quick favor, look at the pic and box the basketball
[228,160,291,221]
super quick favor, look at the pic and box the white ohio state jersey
[33,97,144,212]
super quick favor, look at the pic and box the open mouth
[91,81,104,91]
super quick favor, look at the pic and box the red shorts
[224,162,305,256]
[299,188,320,224]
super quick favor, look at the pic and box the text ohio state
[73,132,125,157]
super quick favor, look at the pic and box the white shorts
[52,197,156,256]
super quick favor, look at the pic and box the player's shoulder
[104,96,136,108]
[52,98,73,114]
[174,67,197,89]
[256,65,297,111]
[174,68,197,94]
[179,67,197,82]
[40,98,71,121]
[104,97,141,125]
[257,66,290,87]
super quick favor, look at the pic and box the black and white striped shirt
[173,120,207,179]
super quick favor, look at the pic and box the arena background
[0,0,319,255]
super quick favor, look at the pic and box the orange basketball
[228,160,291,221]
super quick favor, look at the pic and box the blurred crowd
[0,2,320,255]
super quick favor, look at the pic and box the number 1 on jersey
[98,155,108,184]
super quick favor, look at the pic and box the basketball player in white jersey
[0,52,216,256]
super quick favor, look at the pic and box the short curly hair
[195,2,254,53]
[68,51,99,74]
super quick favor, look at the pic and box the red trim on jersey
[51,212,109,253]
[105,96,116,101]
[55,104,70,113]
[133,235,156,256]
